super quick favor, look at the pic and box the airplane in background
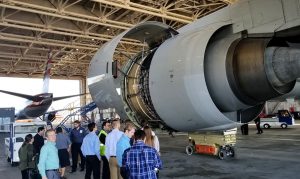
[0,52,85,120]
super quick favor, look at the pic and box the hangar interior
[0,0,234,77]
[0,1,300,179]
[0,0,299,115]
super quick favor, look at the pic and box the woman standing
[144,126,160,155]
[56,127,71,179]
[19,134,35,179]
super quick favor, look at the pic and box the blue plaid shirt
[125,140,162,179]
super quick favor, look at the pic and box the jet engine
[88,0,300,132]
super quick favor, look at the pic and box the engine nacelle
[88,0,300,132]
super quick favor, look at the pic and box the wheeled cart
[185,128,237,160]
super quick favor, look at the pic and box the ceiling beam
[91,0,193,23]
[0,1,132,29]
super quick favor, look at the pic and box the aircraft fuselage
[16,93,53,119]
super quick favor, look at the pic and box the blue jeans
[46,170,60,179]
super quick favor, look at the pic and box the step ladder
[55,102,97,133]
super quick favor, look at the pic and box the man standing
[116,123,135,167]
[125,130,162,179]
[98,121,111,179]
[70,120,86,173]
[33,127,45,154]
[254,116,263,134]
[116,122,135,179]
[81,122,101,179]
[38,129,60,179]
[105,119,124,179]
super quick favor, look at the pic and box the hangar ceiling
[0,0,236,79]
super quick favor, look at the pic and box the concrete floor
[0,123,300,179]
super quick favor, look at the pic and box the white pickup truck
[5,120,47,166]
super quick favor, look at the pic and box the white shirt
[105,128,124,159]
[153,135,160,154]
[141,128,159,154]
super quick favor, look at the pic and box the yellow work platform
[186,128,237,160]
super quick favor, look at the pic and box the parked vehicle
[5,119,47,166]
[260,110,294,129]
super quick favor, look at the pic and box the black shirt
[33,133,44,154]
[254,117,261,124]
[99,133,106,144]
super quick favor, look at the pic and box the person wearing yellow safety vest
[98,121,111,179]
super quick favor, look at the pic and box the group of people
[18,126,74,179]
[18,120,86,179]
[102,119,162,179]
[18,118,162,179]
[18,126,45,179]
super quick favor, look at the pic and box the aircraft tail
[42,51,52,93]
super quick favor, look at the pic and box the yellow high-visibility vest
[98,130,107,156]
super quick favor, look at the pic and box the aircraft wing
[45,107,81,113]
[53,93,87,101]
[0,89,35,101]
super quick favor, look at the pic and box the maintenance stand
[186,128,236,160]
